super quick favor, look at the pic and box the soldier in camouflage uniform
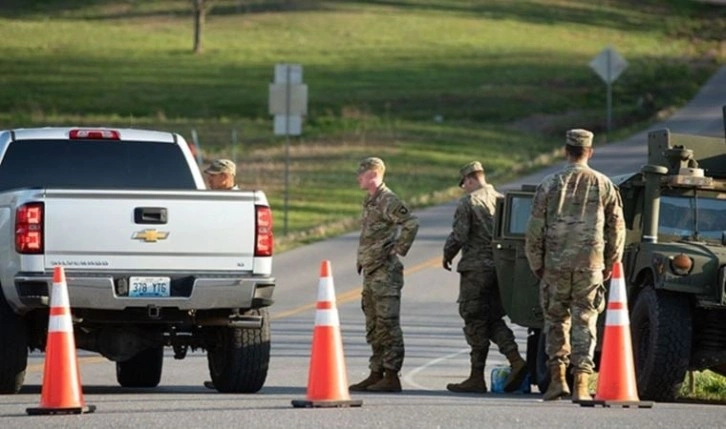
[524,129,625,402]
[349,157,419,393]
[443,161,527,394]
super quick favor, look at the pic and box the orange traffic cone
[578,262,653,408]
[27,266,95,415]
[292,260,362,408]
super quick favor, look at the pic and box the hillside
[1,0,723,246]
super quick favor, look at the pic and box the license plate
[129,277,171,297]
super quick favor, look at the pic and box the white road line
[403,348,469,391]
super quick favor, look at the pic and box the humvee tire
[207,308,270,393]
[0,292,27,394]
[116,345,164,388]
[631,286,691,402]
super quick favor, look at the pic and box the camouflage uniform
[357,161,419,374]
[525,130,625,374]
[204,159,236,177]
[443,162,520,371]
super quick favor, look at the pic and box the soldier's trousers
[458,269,519,369]
[361,257,405,373]
[540,269,606,374]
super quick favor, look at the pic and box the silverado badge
[132,229,170,243]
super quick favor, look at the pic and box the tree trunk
[192,0,213,54]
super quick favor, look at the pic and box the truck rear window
[0,139,197,191]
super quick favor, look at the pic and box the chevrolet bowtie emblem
[132,229,169,243]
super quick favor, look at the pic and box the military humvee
[493,113,726,402]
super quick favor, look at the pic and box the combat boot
[503,351,528,392]
[572,371,592,402]
[446,367,487,393]
[543,364,570,401]
[366,371,402,393]
[349,370,383,392]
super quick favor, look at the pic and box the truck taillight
[16,203,44,254]
[255,206,273,257]
[69,129,120,140]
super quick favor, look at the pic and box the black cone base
[27,404,96,415]
[292,399,363,408]
[576,399,654,408]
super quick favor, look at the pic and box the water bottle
[490,366,531,393]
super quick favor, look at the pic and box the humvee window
[659,195,726,240]
[507,195,533,235]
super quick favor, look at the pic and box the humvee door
[492,188,543,330]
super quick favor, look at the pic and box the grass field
[0,0,724,245]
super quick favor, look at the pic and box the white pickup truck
[0,127,275,394]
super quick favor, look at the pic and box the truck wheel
[0,293,28,394]
[630,286,691,402]
[116,346,164,388]
[535,331,574,394]
[207,308,270,393]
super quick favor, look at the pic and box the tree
[192,0,215,54]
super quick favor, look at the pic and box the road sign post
[589,47,628,133]
[269,64,308,236]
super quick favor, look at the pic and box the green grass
[0,0,724,250]
[588,369,726,404]
[679,371,726,404]
[2,1,722,121]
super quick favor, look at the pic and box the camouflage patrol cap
[204,159,236,176]
[566,129,594,147]
[357,157,385,174]
[459,161,484,186]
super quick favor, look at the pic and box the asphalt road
[2,67,725,428]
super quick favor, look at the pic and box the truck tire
[116,346,164,388]
[630,286,691,402]
[207,308,270,393]
[0,293,28,394]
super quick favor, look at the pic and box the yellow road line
[271,256,440,320]
[28,356,107,372]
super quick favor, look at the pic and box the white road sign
[589,47,628,84]
[269,64,307,136]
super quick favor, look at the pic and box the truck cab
[0,127,275,395]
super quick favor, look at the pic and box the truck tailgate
[41,189,257,272]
